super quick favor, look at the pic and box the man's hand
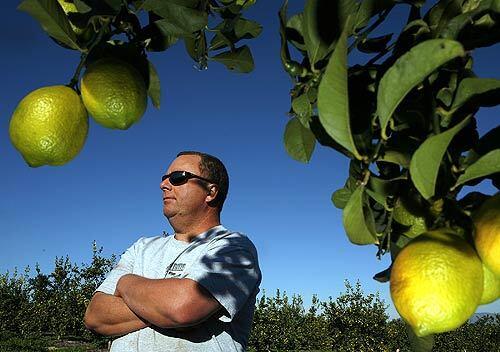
[114,274,221,329]
[84,292,150,336]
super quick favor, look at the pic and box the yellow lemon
[9,85,88,167]
[480,263,500,305]
[81,58,147,130]
[390,230,483,337]
[473,193,500,277]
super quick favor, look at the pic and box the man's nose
[160,178,172,190]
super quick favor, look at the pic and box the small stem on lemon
[67,25,108,91]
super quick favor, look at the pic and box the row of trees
[0,246,498,351]
[249,283,500,351]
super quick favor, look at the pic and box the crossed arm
[84,274,221,336]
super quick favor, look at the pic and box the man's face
[160,155,211,220]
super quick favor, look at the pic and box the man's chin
[163,207,176,219]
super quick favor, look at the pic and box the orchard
[8,0,500,351]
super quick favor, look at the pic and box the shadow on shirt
[152,231,261,348]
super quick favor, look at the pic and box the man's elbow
[159,302,219,329]
[83,309,102,333]
[83,303,111,336]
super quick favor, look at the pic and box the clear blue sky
[1,0,499,319]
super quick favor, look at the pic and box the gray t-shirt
[96,225,261,352]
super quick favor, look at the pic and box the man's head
[176,151,229,210]
[160,152,229,224]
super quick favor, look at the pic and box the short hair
[177,151,229,212]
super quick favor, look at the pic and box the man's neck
[170,214,221,242]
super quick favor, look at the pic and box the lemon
[390,230,483,337]
[480,263,500,305]
[9,85,88,167]
[81,58,147,130]
[473,193,500,277]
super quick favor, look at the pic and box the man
[84,151,262,351]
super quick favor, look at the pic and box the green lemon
[9,85,88,167]
[80,58,147,130]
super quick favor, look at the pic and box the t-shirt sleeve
[185,237,261,322]
[95,238,143,295]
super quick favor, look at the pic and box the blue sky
[1,0,499,319]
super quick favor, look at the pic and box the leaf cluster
[17,0,262,110]
[280,0,500,274]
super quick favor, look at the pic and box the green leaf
[303,0,330,67]
[153,19,195,37]
[284,118,316,163]
[18,0,81,50]
[147,61,161,109]
[379,150,411,168]
[377,39,464,140]
[365,188,387,206]
[234,18,263,39]
[292,93,312,128]
[211,45,254,73]
[302,0,356,67]
[355,0,394,30]
[410,116,471,199]
[368,175,402,203]
[73,0,91,13]
[424,0,462,35]
[142,0,207,35]
[455,149,500,187]
[357,34,393,53]
[286,13,306,51]
[373,266,391,283]
[342,186,379,245]
[102,0,122,12]
[332,187,352,209]
[440,1,500,40]
[318,16,364,160]
[209,32,231,51]
[450,78,500,112]
[406,324,435,352]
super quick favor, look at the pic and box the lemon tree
[12,0,262,167]
[279,0,500,350]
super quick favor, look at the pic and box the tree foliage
[17,0,262,109]
[0,249,498,351]
[279,0,500,348]
[0,242,115,343]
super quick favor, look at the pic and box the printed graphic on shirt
[165,263,186,278]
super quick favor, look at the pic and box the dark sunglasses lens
[169,172,189,185]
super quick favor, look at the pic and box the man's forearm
[115,274,185,328]
[84,292,150,336]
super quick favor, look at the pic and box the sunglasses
[161,171,215,186]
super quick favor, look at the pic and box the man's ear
[206,185,218,203]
